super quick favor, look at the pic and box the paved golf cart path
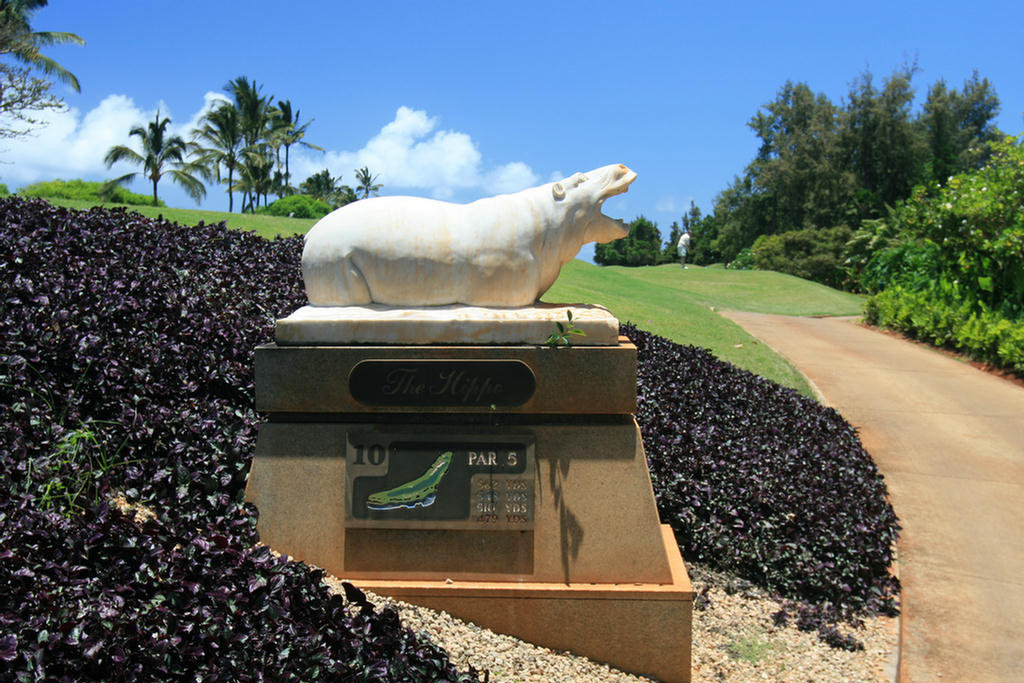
[723,312,1024,683]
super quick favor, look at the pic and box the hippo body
[301,164,637,307]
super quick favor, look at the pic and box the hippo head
[552,164,637,244]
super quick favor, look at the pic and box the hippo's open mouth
[598,165,636,235]
[600,164,638,200]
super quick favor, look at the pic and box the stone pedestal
[246,328,692,682]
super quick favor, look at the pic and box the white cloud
[291,106,537,199]
[486,162,541,195]
[0,92,230,190]
[0,95,148,186]
[0,98,539,205]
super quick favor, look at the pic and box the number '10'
[352,444,386,465]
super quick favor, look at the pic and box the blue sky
[4,1,1022,262]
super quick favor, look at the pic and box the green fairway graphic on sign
[366,451,452,510]
[345,434,535,530]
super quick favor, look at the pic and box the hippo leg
[305,257,373,306]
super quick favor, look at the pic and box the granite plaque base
[246,339,692,681]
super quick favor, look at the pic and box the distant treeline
[599,63,1002,274]
[696,64,1002,268]
[597,64,1023,375]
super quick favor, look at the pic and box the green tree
[918,72,1000,183]
[233,145,276,212]
[0,62,58,138]
[191,101,243,212]
[748,81,854,233]
[103,111,206,207]
[663,220,682,264]
[707,81,855,264]
[661,200,704,264]
[594,216,662,266]
[708,173,768,263]
[299,168,356,208]
[299,168,339,202]
[0,0,83,139]
[224,76,278,211]
[840,65,924,217]
[750,225,854,289]
[226,76,275,149]
[703,63,1003,276]
[211,76,328,210]
[354,166,382,199]
[272,99,322,195]
[688,211,721,266]
[0,0,84,91]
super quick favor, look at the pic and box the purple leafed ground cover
[0,199,481,682]
[625,323,900,648]
[0,197,900,676]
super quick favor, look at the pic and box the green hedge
[256,194,332,219]
[726,247,755,270]
[19,179,162,206]
[854,136,1024,311]
[750,225,853,289]
[865,286,1024,373]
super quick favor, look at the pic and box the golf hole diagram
[345,433,536,531]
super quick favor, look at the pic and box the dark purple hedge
[0,500,470,681]
[0,198,480,682]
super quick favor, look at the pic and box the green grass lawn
[603,263,864,316]
[544,261,865,397]
[42,198,317,240]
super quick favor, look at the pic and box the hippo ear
[552,183,566,200]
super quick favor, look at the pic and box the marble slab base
[275,303,620,346]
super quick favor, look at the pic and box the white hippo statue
[301,163,637,307]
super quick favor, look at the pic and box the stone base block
[274,303,620,346]
[255,339,637,415]
[247,420,672,584]
[357,525,692,683]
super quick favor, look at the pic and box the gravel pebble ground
[324,564,898,683]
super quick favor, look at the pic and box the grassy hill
[545,261,865,397]
[41,198,317,240]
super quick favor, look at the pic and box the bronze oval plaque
[349,360,536,407]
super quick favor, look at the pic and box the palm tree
[299,169,339,203]
[192,102,243,211]
[0,0,84,92]
[354,166,382,199]
[299,168,357,208]
[103,111,206,207]
[224,76,277,210]
[233,145,276,212]
[273,99,322,194]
